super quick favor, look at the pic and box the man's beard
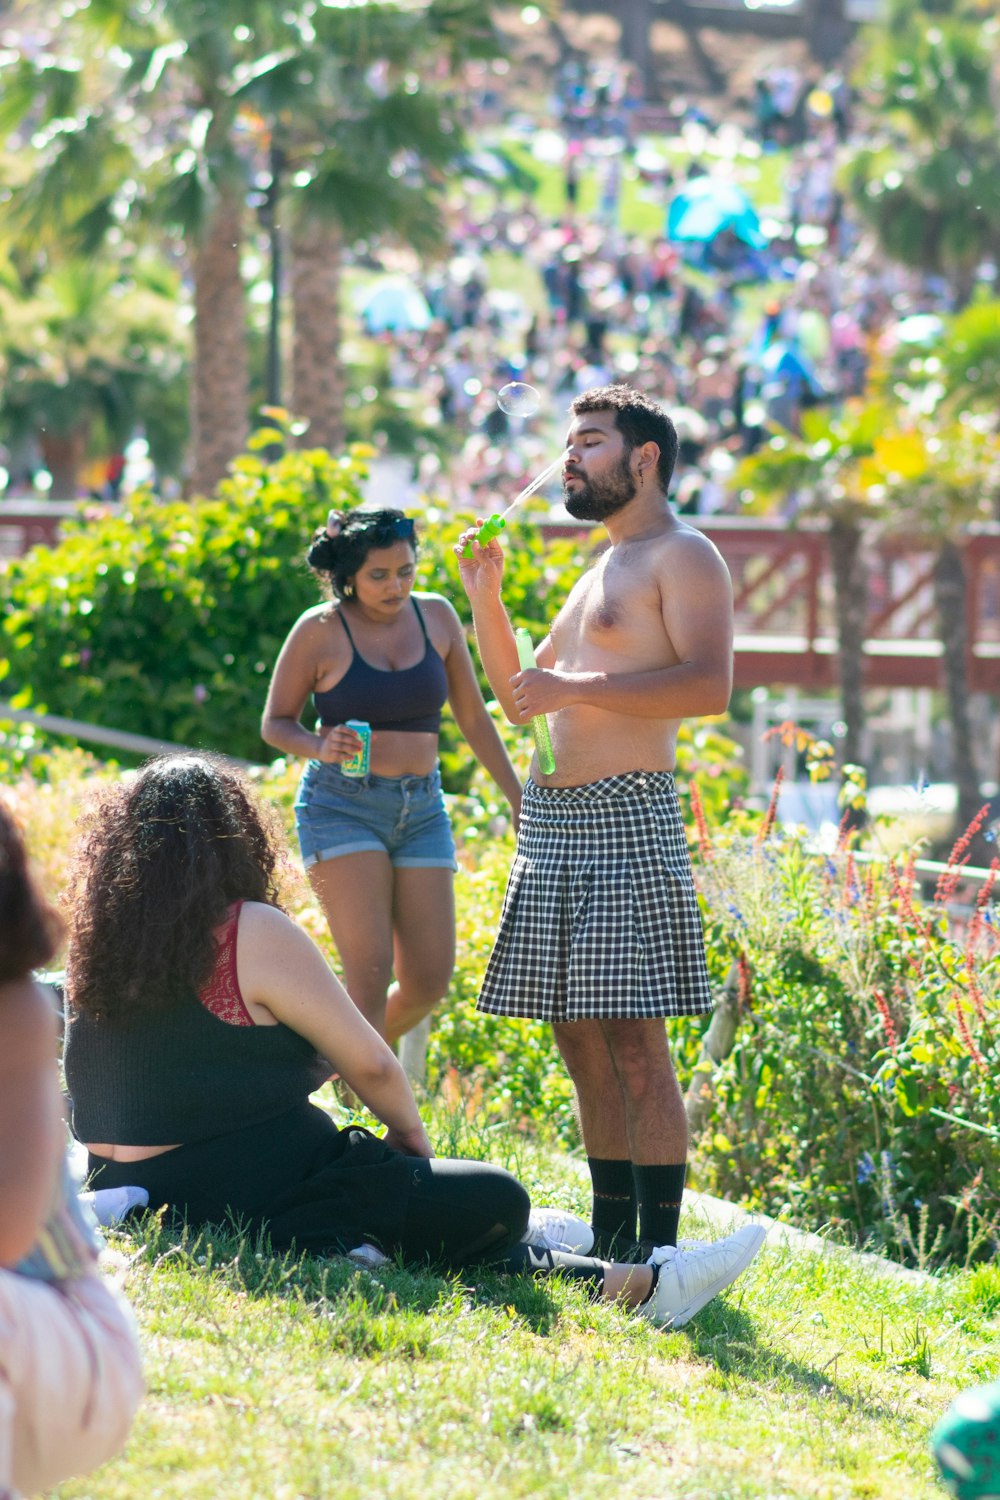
[563,452,638,521]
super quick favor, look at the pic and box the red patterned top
[198,901,254,1026]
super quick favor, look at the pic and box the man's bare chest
[551,560,661,659]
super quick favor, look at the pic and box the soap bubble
[496,381,541,418]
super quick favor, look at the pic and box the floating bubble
[496,381,541,418]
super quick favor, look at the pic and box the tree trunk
[806,0,854,66]
[290,214,346,453]
[37,426,88,500]
[933,539,983,833]
[617,0,657,99]
[188,184,250,497]
[828,515,867,767]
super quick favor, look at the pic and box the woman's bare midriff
[365,728,440,778]
[85,1142,180,1161]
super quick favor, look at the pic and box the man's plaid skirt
[477,770,714,1022]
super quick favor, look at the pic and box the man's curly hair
[66,754,286,1019]
[0,800,61,982]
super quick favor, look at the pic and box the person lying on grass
[63,753,764,1329]
[0,799,143,1500]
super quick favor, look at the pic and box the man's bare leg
[552,1019,637,1257]
[601,1016,689,1250]
[599,1017,688,1163]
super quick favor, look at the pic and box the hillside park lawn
[54,1094,999,1500]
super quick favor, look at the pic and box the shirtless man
[456,384,733,1260]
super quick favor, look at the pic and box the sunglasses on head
[352,513,415,540]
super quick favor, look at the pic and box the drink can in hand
[341,720,371,778]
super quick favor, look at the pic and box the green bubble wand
[461,450,569,558]
[514,627,556,776]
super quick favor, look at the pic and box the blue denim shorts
[294,760,457,871]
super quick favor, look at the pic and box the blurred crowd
[356,48,957,523]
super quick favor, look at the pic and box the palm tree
[736,401,889,768]
[0,2,286,495]
[235,0,501,451]
[845,2,1000,308]
[0,254,188,497]
[866,417,1000,836]
[937,301,1000,430]
[0,2,503,483]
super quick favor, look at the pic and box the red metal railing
[4,503,998,693]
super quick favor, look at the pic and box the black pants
[86,1102,530,1267]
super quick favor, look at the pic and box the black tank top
[64,992,330,1146]
[312,597,449,733]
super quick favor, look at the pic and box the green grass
[56,1101,998,1500]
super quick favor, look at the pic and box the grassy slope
[55,1108,998,1500]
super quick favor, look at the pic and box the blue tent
[666,177,768,250]
[360,278,432,334]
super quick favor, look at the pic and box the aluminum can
[340,720,371,778]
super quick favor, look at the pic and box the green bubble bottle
[462,513,506,558]
[514,628,556,776]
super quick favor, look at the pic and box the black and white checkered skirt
[477,770,714,1022]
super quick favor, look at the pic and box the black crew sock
[588,1156,638,1259]
[634,1162,687,1249]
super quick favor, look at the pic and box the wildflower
[873,988,898,1052]
[688,779,713,862]
[952,993,985,1066]
[841,852,858,908]
[835,809,854,852]
[756,765,784,844]
[857,1152,875,1184]
[935,805,991,903]
[737,951,753,1012]
[964,961,988,1027]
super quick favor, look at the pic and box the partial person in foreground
[261,508,522,1045]
[457,384,734,1262]
[62,753,764,1330]
[0,802,143,1500]
[932,1377,1000,1500]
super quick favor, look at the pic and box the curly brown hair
[66,754,286,1019]
[0,800,61,982]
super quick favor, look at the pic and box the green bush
[0,426,589,776]
[691,816,1000,1269]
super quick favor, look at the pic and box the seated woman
[63,754,764,1329]
[0,801,143,1500]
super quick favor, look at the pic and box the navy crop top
[313,597,449,733]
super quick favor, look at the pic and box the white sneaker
[637,1222,766,1329]
[522,1207,595,1256]
[347,1243,390,1270]
[81,1186,150,1227]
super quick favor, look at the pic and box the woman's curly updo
[306,509,418,601]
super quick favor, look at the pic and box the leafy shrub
[0,424,587,780]
[690,808,1000,1269]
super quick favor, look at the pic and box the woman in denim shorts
[262,508,522,1044]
